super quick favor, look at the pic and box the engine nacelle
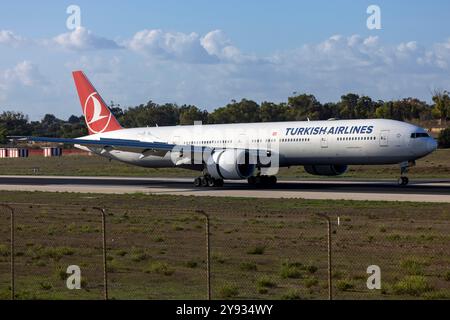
[304,165,348,176]
[206,149,256,180]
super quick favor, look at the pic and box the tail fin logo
[84,92,112,134]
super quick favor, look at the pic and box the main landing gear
[247,175,277,187]
[194,175,224,188]
[397,161,415,186]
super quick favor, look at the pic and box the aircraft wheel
[207,178,216,187]
[194,177,202,187]
[268,176,277,186]
[215,179,224,187]
[247,176,257,185]
[253,175,277,188]
[398,177,409,186]
[201,177,208,187]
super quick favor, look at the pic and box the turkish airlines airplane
[18,71,438,187]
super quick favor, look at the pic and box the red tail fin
[72,71,122,135]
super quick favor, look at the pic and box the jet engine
[206,149,256,180]
[304,165,348,176]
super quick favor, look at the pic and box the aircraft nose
[427,138,438,153]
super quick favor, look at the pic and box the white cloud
[2,28,450,118]
[420,38,450,70]
[0,30,25,47]
[127,29,259,64]
[0,61,49,106]
[200,30,243,62]
[52,27,121,51]
[127,29,216,63]
[3,61,46,86]
[65,55,121,74]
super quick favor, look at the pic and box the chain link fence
[0,203,449,300]
[332,212,450,299]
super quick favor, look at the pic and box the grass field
[0,191,449,300]
[0,149,449,179]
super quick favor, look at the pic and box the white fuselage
[79,119,437,170]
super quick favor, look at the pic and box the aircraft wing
[12,136,177,150]
[10,136,211,159]
[10,136,266,165]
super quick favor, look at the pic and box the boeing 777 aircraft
[15,71,438,187]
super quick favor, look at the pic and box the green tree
[432,90,450,125]
[0,124,7,144]
[260,102,288,122]
[338,93,359,119]
[0,111,31,136]
[122,101,180,127]
[286,94,322,120]
[438,128,450,148]
[179,105,208,125]
[208,99,260,124]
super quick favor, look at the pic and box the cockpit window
[411,132,430,138]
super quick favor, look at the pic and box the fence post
[0,204,15,300]
[316,213,332,300]
[93,207,108,300]
[196,210,211,300]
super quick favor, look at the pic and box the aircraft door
[321,136,328,148]
[172,136,181,144]
[238,133,249,149]
[380,130,389,147]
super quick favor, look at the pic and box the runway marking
[0,175,450,203]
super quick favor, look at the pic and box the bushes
[438,127,450,148]
[400,258,427,276]
[281,290,302,300]
[257,276,277,289]
[41,247,75,261]
[279,261,318,279]
[219,285,239,298]
[246,246,266,255]
[39,282,53,291]
[444,271,450,282]
[143,261,175,276]
[184,260,198,269]
[392,276,433,296]
[280,262,303,279]
[0,244,9,257]
[130,251,149,262]
[304,277,319,288]
[336,279,355,292]
[240,262,257,271]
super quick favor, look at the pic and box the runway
[1,175,450,202]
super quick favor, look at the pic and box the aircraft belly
[94,149,175,168]
[283,141,411,165]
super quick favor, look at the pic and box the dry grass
[0,191,448,300]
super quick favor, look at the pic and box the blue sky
[1,1,450,119]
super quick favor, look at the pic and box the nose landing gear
[398,176,409,186]
[398,161,415,186]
